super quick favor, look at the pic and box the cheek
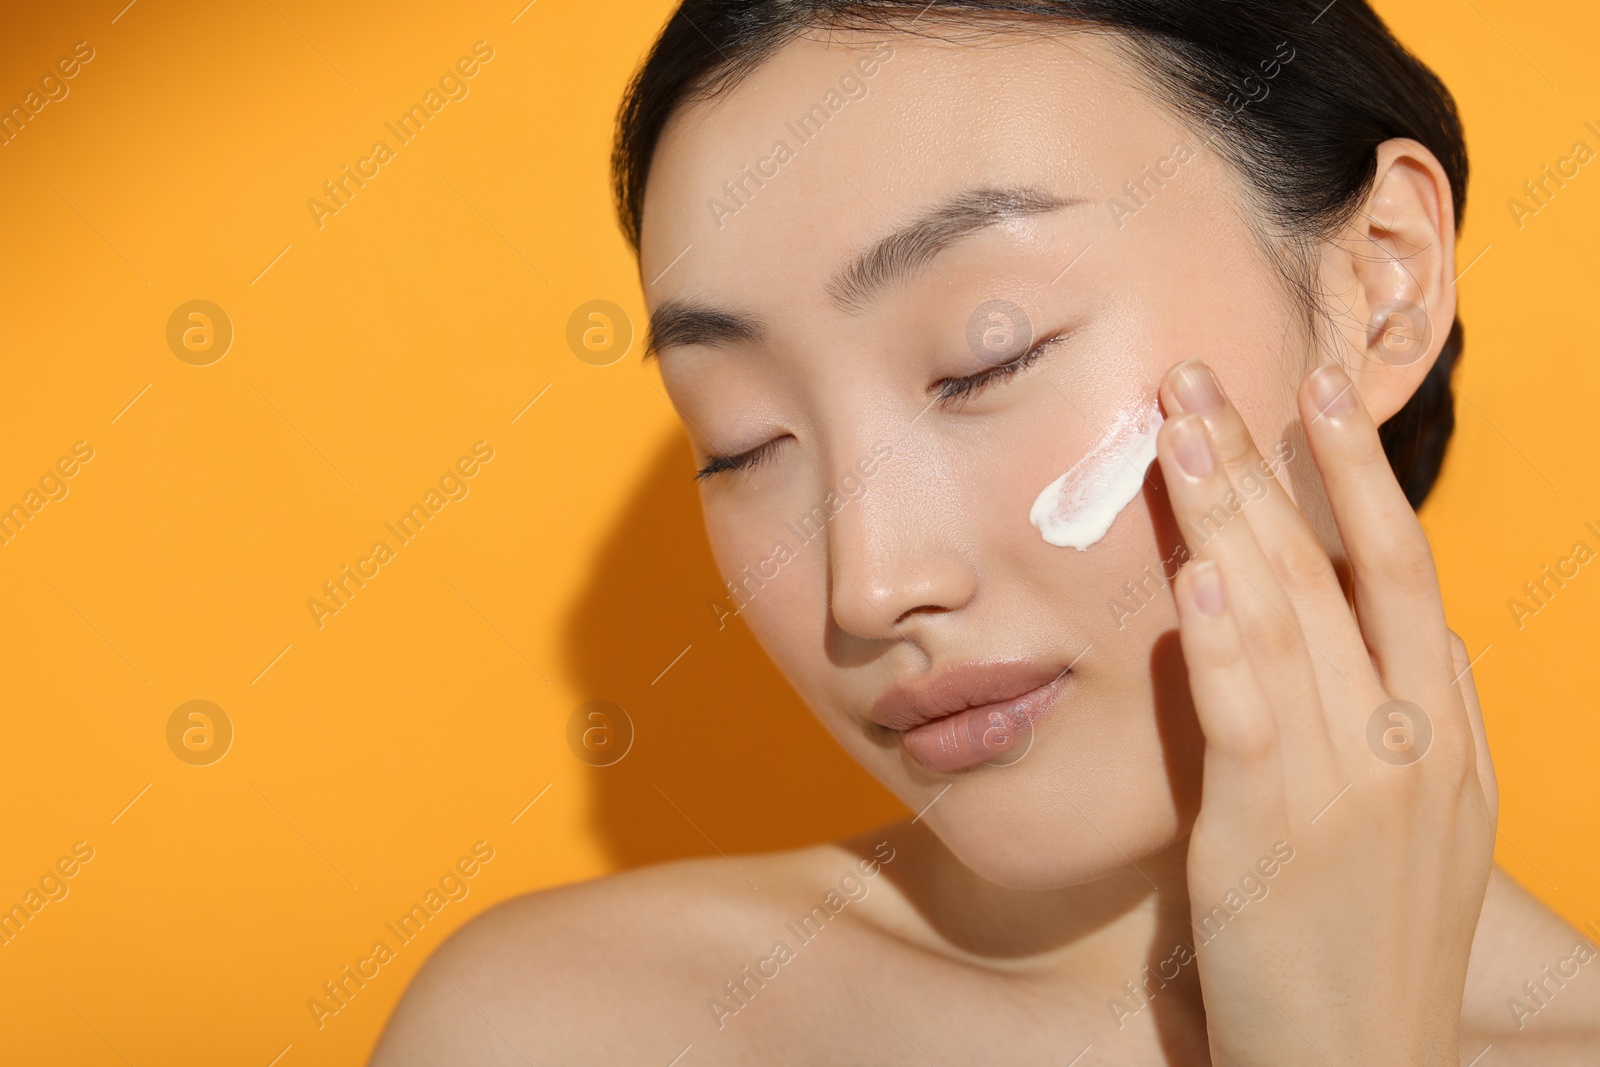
[1189,342,1306,509]
[978,414,1184,646]
[952,345,1161,560]
[704,503,825,669]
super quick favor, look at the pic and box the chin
[880,731,1197,891]
[933,788,1189,892]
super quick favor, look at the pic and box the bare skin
[370,836,1598,1064]
[373,26,1600,1065]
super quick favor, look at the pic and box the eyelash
[695,437,787,481]
[932,332,1062,407]
[693,332,1063,480]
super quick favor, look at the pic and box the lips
[868,660,1073,774]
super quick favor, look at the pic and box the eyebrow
[645,299,766,362]
[644,184,1085,360]
[827,185,1088,312]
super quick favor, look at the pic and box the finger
[1163,359,1372,697]
[1174,559,1286,837]
[1298,363,1456,704]
[1155,410,1333,767]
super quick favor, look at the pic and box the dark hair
[612,0,1467,507]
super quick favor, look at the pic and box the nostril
[894,604,954,627]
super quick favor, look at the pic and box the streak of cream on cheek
[1029,398,1164,550]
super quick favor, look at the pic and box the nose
[825,441,978,643]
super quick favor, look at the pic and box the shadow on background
[563,432,908,870]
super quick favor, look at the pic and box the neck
[849,818,1199,975]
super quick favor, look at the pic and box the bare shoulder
[367,838,889,1065]
[1460,865,1600,1061]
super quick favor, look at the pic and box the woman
[373,1,1600,1062]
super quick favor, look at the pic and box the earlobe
[1331,138,1458,424]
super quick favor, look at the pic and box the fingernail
[1190,560,1226,617]
[1172,360,1224,414]
[1309,364,1355,419]
[1172,415,1215,478]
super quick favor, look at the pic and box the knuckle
[1198,620,1250,672]
[1241,609,1302,661]
[1368,532,1438,593]
[1215,709,1279,764]
[1272,537,1340,597]
[1207,414,1260,470]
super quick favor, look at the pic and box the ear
[1321,138,1457,424]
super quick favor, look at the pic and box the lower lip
[899,673,1070,774]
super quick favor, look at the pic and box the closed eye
[695,435,789,481]
[933,332,1065,408]
[695,331,1065,480]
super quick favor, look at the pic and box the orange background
[0,1,1594,1063]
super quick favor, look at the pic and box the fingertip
[1303,363,1358,424]
[1169,358,1225,416]
[1300,363,1388,476]
[1162,413,1217,480]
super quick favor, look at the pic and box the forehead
[638,29,1200,310]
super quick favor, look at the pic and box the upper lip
[868,659,1072,732]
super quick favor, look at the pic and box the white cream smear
[1030,399,1164,550]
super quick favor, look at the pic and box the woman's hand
[1154,358,1498,1066]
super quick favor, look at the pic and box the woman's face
[640,29,1315,889]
